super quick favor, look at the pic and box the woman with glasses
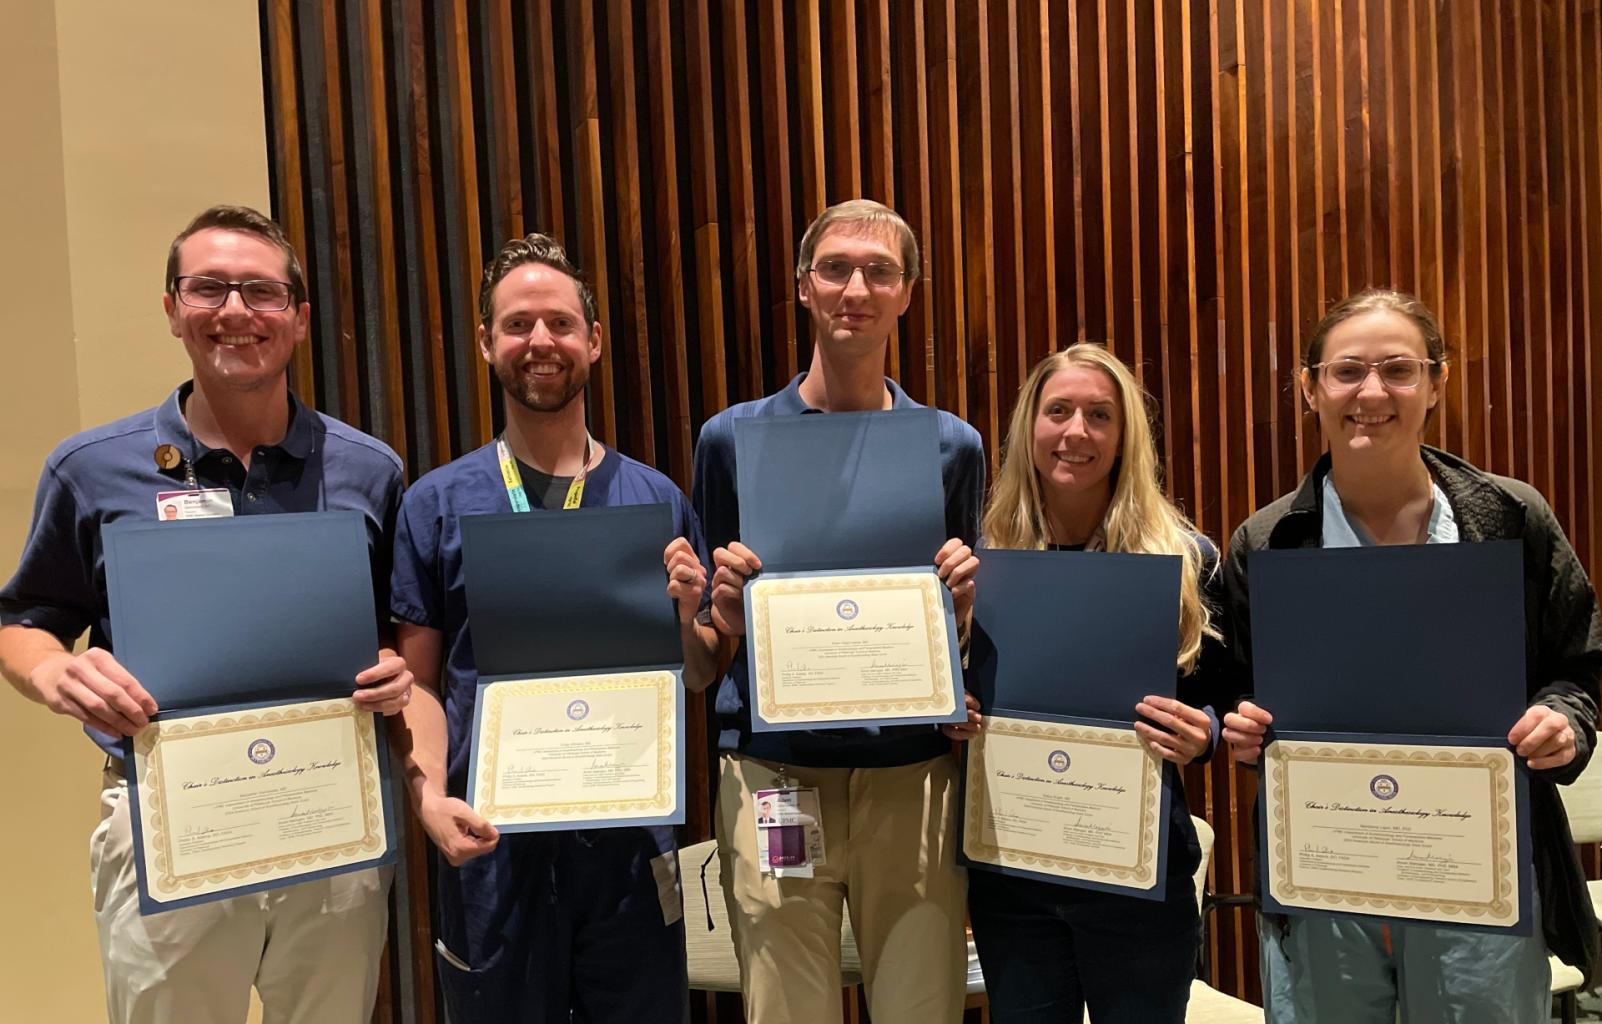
[952,342,1226,1022]
[1221,288,1601,1021]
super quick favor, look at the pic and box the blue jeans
[969,868,1199,1023]
[1258,891,1551,1024]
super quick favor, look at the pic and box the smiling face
[1031,364,1123,501]
[796,221,913,357]
[478,262,602,413]
[1301,309,1446,458]
[163,228,307,393]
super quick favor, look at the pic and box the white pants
[92,764,392,1024]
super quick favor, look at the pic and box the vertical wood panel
[643,0,693,485]
[526,0,566,242]
[755,0,799,385]
[683,0,729,417]
[718,0,765,402]
[259,4,1602,1012]
[892,1,937,403]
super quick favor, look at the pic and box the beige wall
[0,2,269,1020]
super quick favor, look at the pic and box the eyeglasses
[1308,356,1441,392]
[805,259,906,290]
[174,276,294,312]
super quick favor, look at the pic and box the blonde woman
[961,343,1225,1022]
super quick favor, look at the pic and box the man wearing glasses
[0,205,411,1023]
[692,199,984,1022]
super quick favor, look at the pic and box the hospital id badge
[156,489,234,521]
[754,787,826,878]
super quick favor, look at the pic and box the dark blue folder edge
[957,708,1173,901]
[102,512,379,710]
[458,504,682,676]
[1257,730,1532,935]
[466,665,687,833]
[124,699,397,915]
[742,566,967,732]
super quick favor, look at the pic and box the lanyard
[495,433,593,512]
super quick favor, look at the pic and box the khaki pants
[92,764,391,1024]
[716,753,967,1024]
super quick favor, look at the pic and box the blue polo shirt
[692,373,986,767]
[0,382,405,757]
[388,442,710,813]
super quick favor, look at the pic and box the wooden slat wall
[261,1,1602,1013]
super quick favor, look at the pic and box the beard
[494,356,590,413]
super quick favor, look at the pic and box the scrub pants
[434,826,688,1023]
[92,764,391,1024]
[968,868,1200,1023]
[1258,895,1551,1023]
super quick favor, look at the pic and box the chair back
[679,839,864,993]
[680,839,743,993]
[1191,815,1214,915]
[1559,753,1602,844]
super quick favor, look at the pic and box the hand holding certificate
[104,513,396,913]
[734,411,966,731]
[130,697,389,911]
[460,505,685,832]
[1248,542,1533,931]
[960,549,1182,897]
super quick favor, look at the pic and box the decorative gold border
[1263,742,1517,923]
[749,573,957,721]
[135,699,385,902]
[473,672,677,822]
[963,717,1163,886]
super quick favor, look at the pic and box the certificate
[962,714,1169,897]
[468,670,683,831]
[128,697,393,914]
[745,568,964,730]
[1261,737,1529,930]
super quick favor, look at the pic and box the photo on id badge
[754,787,824,874]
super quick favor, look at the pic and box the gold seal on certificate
[963,715,1165,890]
[746,571,959,725]
[471,671,679,827]
[132,698,388,908]
[1262,739,1521,927]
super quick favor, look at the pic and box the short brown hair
[1303,288,1448,380]
[478,233,598,326]
[165,205,307,305]
[795,199,921,283]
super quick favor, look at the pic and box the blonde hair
[795,199,921,282]
[981,343,1219,674]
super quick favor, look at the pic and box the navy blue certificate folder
[459,504,686,832]
[961,550,1180,896]
[1247,541,1525,734]
[733,410,945,571]
[102,512,395,914]
[733,411,966,731]
[103,512,379,709]
[459,504,681,673]
[967,549,1183,718]
[1249,541,1532,932]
